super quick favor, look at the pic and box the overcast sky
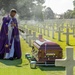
[44,0,74,14]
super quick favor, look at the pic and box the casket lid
[34,39,59,46]
[35,39,52,46]
[34,39,62,50]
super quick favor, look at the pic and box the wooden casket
[32,38,63,64]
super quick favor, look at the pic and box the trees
[16,0,45,20]
[0,0,17,12]
[0,0,45,20]
[31,4,44,21]
[63,0,75,19]
[73,0,75,10]
[64,10,73,19]
[44,7,55,19]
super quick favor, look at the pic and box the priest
[0,9,21,60]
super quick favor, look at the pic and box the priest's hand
[5,44,9,48]
[11,22,16,27]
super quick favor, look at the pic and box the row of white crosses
[27,22,62,40]
[28,32,37,47]
[26,20,75,45]
[26,30,37,47]
[20,23,75,75]
[44,23,74,45]
[19,26,37,46]
[25,29,37,46]
[37,23,56,38]
[21,25,75,75]
[54,23,75,44]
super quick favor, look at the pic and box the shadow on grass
[59,40,64,42]
[67,44,75,46]
[0,59,22,67]
[39,66,65,71]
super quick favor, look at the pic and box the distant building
[55,14,61,19]
[55,14,64,19]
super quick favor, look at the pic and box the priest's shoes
[9,57,14,60]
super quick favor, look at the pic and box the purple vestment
[0,15,21,59]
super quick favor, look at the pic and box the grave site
[0,0,75,75]
[0,16,75,75]
[1,18,75,75]
[18,19,75,75]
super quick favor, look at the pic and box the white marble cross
[40,25,43,34]
[72,25,75,37]
[43,25,46,35]
[38,24,40,33]
[63,24,73,45]
[51,24,55,39]
[60,23,64,31]
[55,47,75,75]
[47,26,50,37]
[56,26,63,41]
[56,22,61,30]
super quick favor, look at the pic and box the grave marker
[51,25,55,39]
[56,26,63,41]
[55,47,75,75]
[63,24,73,45]
[26,29,32,43]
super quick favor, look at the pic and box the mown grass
[25,24,75,75]
[0,37,46,75]
[0,24,75,75]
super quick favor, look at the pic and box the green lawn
[0,27,75,75]
[0,37,65,75]
[25,25,75,75]
[0,37,46,75]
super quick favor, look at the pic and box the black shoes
[9,57,14,60]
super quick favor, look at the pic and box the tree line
[60,0,75,19]
[1,0,74,20]
[0,0,54,21]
